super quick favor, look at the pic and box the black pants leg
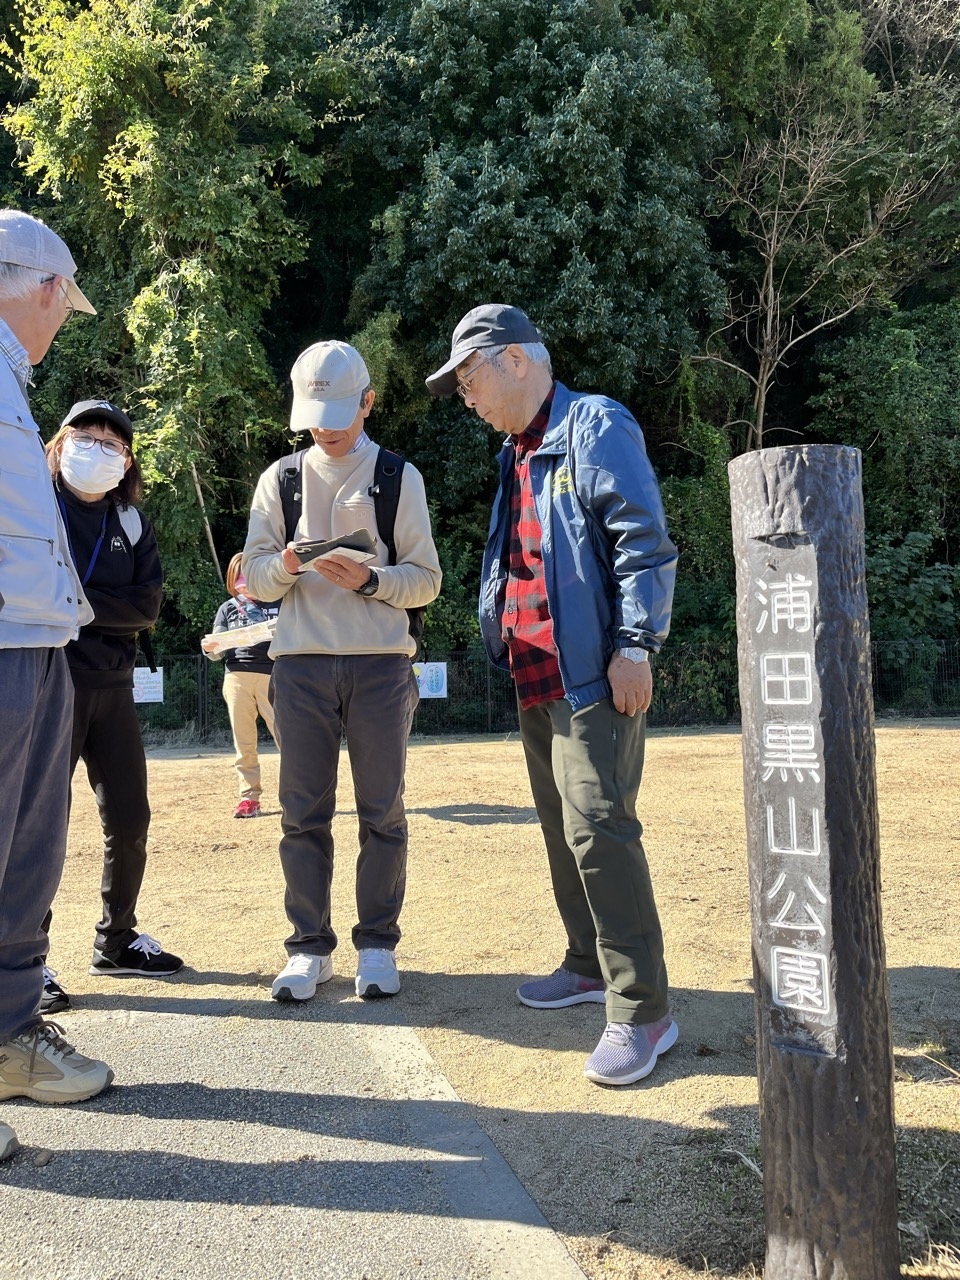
[74,687,151,957]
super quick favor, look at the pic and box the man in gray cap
[0,211,113,1161]
[243,340,441,1004]
[427,304,679,1086]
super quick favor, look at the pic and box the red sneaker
[234,798,262,819]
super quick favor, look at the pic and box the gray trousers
[0,647,73,1042]
[271,653,419,955]
[518,695,668,1026]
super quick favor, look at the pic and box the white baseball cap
[0,209,96,315]
[290,340,370,433]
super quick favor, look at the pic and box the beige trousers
[222,670,277,799]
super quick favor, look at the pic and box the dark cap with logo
[425,304,543,397]
[61,399,134,446]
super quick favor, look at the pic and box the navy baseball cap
[425,304,543,397]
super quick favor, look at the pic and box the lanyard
[57,490,108,588]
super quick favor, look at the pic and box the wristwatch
[619,647,649,663]
[356,569,379,598]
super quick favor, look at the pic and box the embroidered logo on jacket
[553,465,573,496]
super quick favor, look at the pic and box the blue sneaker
[584,1016,678,1086]
[517,966,606,1009]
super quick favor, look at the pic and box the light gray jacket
[0,353,92,648]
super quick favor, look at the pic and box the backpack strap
[117,504,142,546]
[369,447,405,565]
[279,448,307,544]
[117,505,157,671]
[369,447,426,660]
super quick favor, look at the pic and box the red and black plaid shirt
[503,386,566,709]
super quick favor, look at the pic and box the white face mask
[60,437,127,495]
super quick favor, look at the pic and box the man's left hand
[608,652,652,717]
[312,554,372,592]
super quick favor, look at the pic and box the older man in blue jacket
[428,304,679,1086]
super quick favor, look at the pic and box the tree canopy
[0,0,956,652]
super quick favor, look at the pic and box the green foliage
[865,533,957,642]
[353,0,724,403]
[5,0,361,628]
[1,0,958,657]
[811,300,960,641]
[810,300,960,552]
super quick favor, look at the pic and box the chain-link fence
[135,639,960,743]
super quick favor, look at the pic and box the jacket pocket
[0,532,77,627]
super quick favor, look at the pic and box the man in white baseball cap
[0,210,111,1163]
[242,340,442,1005]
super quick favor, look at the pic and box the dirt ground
[50,724,960,1279]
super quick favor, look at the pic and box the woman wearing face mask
[42,400,181,1015]
[201,553,280,819]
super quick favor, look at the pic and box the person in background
[242,341,441,1003]
[202,552,280,819]
[0,210,113,1162]
[41,398,181,1016]
[427,304,678,1087]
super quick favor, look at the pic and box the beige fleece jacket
[242,438,441,659]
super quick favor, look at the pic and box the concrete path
[0,996,586,1280]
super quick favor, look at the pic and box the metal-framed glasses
[68,429,130,458]
[455,347,505,400]
[56,279,77,323]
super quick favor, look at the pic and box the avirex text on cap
[0,209,96,316]
[425,303,543,397]
[290,341,370,433]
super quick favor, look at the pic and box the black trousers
[43,685,150,957]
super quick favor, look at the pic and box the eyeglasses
[456,355,489,400]
[57,280,77,324]
[68,429,130,458]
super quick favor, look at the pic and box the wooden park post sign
[728,446,900,1278]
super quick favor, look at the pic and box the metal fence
[135,639,960,743]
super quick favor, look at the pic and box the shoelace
[359,950,391,969]
[286,955,320,976]
[42,964,59,985]
[22,1020,75,1072]
[602,1023,633,1045]
[129,934,163,957]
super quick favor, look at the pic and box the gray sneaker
[517,966,606,1009]
[0,1021,114,1104]
[584,1016,678,1086]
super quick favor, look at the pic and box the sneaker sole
[41,995,71,1015]
[88,966,182,978]
[584,1019,679,1086]
[0,1067,115,1105]
[271,984,317,1002]
[517,988,606,1009]
[272,960,333,1002]
[355,982,400,1000]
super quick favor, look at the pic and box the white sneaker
[355,948,400,999]
[271,953,333,1002]
[1,1121,18,1161]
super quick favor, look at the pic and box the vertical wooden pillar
[728,445,899,1279]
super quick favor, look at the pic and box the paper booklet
[202,617,278,655]
[291,528,378,568]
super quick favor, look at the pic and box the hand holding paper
[291,528,377,568]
